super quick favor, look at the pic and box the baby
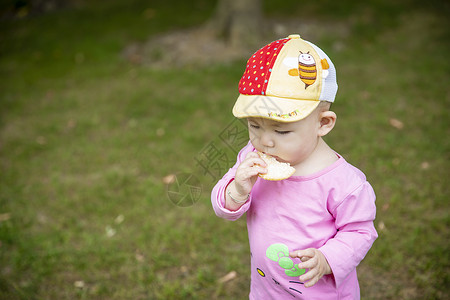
[211,34,378,299]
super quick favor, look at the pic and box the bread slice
[258,152,296,181]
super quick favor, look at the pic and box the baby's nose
[260,133,275,148]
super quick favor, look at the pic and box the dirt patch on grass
[122,18,349,68]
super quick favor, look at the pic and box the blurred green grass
[1,0,449,299]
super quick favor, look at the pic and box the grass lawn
[0,0,449,299]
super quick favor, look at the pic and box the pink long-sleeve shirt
[211,142,378,299]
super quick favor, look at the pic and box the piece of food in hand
[257,152,295,181]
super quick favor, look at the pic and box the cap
[233,34,338,122]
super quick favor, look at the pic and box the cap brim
[232,94,320,122]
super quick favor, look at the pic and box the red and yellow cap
[233,34,338,122]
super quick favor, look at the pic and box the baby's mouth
[274,156,288,163]
[262,152,285,163]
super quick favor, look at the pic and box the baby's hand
[234,152,267,196]
[289,248,332,288]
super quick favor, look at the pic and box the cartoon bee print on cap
[297,51,317,88]
[284,52,330,89]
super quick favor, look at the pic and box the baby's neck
[292,138,338,176]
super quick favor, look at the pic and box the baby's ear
[318,111,337,137]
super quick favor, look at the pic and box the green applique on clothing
[266,243,306,277]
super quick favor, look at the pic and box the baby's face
[247,111,321,168]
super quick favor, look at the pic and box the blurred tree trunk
[207,0,264,47]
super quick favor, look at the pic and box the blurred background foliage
[0,0,449,299]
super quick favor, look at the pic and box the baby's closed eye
[275,130,291,135]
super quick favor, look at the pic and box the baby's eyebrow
[271,122,292,129]
[248,118,291,129]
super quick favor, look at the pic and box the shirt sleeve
[319,181,378,288]
[211,142,255,221]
